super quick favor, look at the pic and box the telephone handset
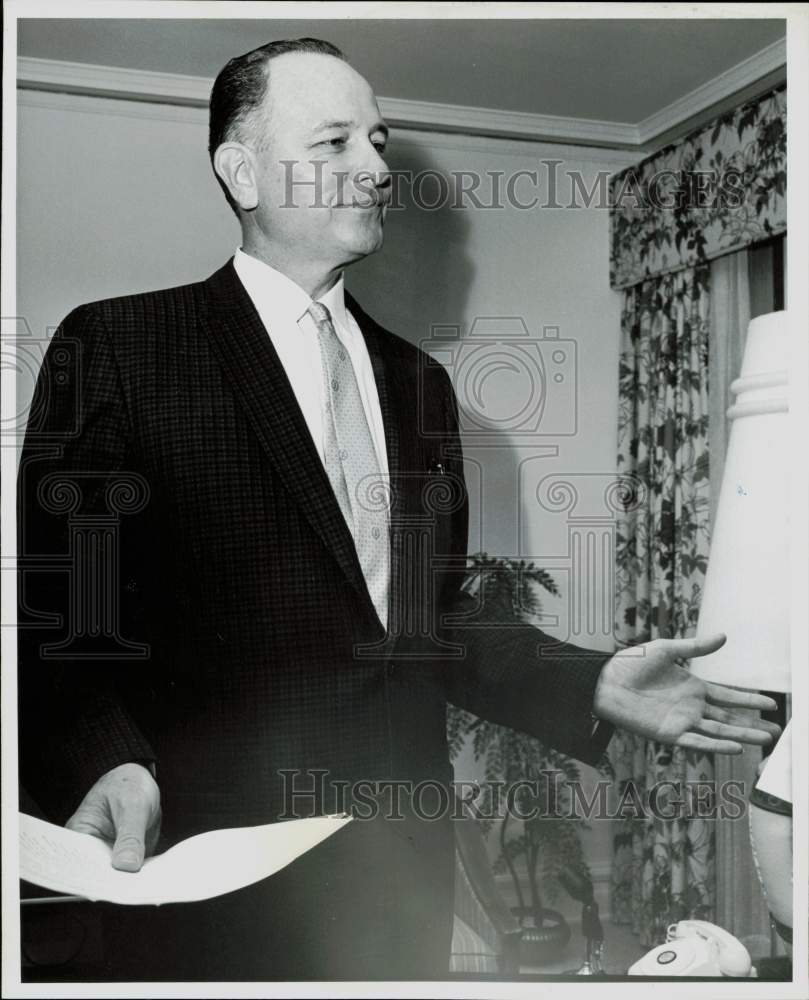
[628,919,755,978]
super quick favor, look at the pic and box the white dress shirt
[233,248,389,479]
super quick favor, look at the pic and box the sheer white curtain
[708,248,770,950]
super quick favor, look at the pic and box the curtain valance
[610,86,785,290]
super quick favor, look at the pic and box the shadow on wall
[347,141,474,350]
[349,140,553,585]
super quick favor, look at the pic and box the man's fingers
[693,719,775,746]
[66,816,100,837]
[65,799,115,842]
[703,704,781,739]
[705,683,778,713]
[676,731,743,755]
[65,812,110,841]
[663,632,726,659]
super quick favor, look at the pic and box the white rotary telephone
[628,919,755,978]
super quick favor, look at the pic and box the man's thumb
[111,821,147,872]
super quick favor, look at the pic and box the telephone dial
[628,919,755,978]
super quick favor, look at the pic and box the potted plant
[447,553,606,964]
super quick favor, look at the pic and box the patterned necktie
[308,301,390,629]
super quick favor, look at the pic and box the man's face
[246,53,390,267]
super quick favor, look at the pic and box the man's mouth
[334,196,390,209]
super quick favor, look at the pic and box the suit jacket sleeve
[17,304,155,821]
[431,364,614,767]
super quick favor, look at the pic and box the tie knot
[308,300,334,330]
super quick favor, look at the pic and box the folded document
[19,811,352,905]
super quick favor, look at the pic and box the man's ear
[213,143,258,211]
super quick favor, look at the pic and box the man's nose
[359,140,390,187]
[355,168,391,196]
[354,165,391,205]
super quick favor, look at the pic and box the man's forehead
[265,52,380,121]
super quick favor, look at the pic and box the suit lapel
[200,260,371,609]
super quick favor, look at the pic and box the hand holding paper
[65,762,161,873]
[20,811,352,906]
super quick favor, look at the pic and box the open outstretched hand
[592,633,780,754]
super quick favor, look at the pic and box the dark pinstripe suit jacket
[18,259,611,978]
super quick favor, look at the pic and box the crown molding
[637,37,786,145]
[18,39,786,152]
[391,128,641,167]
[17,89,642,169]
[16,56,639,147]
[17,56,213,106]
[379,96,639,148]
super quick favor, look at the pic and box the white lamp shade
[693,311,790,692]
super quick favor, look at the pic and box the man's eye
[321,137,347,148]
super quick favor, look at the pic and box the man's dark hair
[208,37,347,215]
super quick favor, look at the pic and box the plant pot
[513,906,571,966]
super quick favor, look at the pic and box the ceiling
[17,16,786,126]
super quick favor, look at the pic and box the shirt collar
[317,275,350,332]
[234,248,349,330]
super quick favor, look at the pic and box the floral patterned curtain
[610,86,786,290]
[610,265,714,945]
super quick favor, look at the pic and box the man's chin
[342,225,385,259]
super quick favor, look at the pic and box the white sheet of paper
[19,811,352,905]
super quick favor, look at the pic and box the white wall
[16,93,241,337]
[16,87,635,911]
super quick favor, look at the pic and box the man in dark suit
[17,38,779,980]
